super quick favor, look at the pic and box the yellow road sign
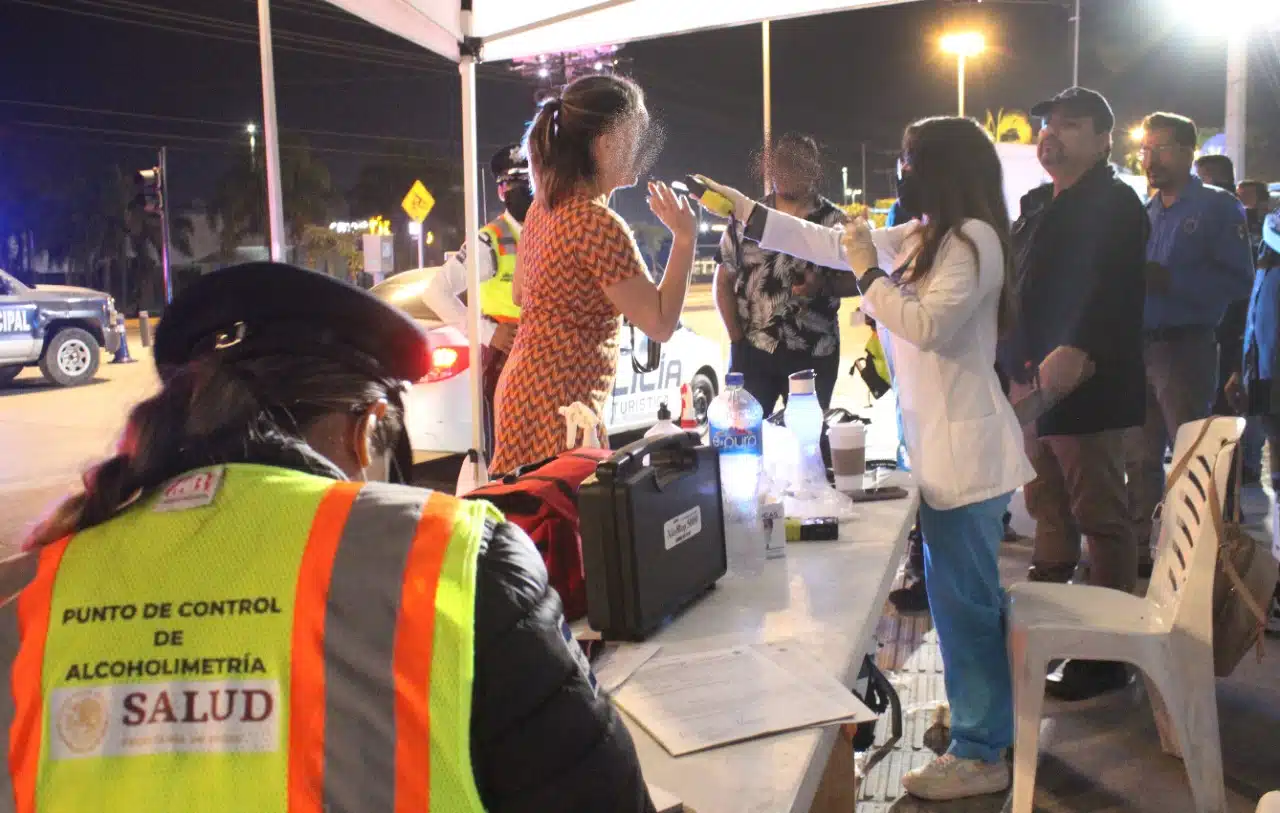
[401,180,435,223]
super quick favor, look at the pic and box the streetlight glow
[939,31,985,118]
[1129,125,1145,143]
[940,31,985,58]
[246,123,257,135]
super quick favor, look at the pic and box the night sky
[2,0,1278,230]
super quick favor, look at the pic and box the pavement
[1,291,1278,810]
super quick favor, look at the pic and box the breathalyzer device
[681,175,735,219]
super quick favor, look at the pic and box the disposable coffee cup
[828,423,866,491]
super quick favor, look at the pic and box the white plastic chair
[1007,416,1245,813]
[1258,792,1280,813]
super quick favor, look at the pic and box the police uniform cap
[154,262,430,383]
[491,143,529,183]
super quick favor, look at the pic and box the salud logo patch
[55,689,109,755]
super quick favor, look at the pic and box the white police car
[371,267,724,455]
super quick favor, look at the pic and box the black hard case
[578,432,727,641]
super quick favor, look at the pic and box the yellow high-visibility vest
[477,215,521,324]
[9,464,492,813]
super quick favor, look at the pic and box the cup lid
[788,369,816,395]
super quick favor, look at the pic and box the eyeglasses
[1137,144,1181,158]
[896,156,913,181]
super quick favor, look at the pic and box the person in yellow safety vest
[423,143,532,463]
[0,261,657,813]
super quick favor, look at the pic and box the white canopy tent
[256,0,910,474]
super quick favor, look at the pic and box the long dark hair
[524,74,645,210]
[901,116,1016,334]
[25,351,403,550]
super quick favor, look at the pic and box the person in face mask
[423,143,535,463]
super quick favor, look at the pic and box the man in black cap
[998,87,1149,700]
[423,143,533,463]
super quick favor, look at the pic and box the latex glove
[691,175,755,221]
[1037,346,1094,396]
[840,218,878,277]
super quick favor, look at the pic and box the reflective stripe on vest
[477,216,521,324]
[9,464,490,813]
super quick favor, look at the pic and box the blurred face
[1141,127,1193,191]
[592,100,651,193]
[1037,109,1109,178]
[773,160,816,202]
[1238,184,1261,211]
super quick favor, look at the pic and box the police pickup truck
[0,269,123,387]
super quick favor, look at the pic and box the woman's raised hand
[647,181,697,240]
[841,217,878,277]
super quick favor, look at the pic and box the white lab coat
[756,211,1033,511]
[421,211,522,347]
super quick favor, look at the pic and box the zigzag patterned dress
[490,195,647,474]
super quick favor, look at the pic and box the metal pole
[257,0,286,262]
[1226,31,1248,180]
[159,146,172,305]
[461,56,487,472]
[1071,0,1081,87]
[417,227,425,269]
[480,162,489,222]
[762,19,772,195]
[841,166,848,203]
[860,142,868,204]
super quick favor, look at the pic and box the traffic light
[134,167,162,213]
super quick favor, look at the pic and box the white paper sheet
[592,643,662,694]
[614,642,876,756]
[647,784,682,813]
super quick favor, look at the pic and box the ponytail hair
[25,352,403,550]
[524,74,644,210]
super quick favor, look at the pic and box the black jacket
[998,162,1148,436]
[471,520,655,813]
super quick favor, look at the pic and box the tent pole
[257,0,287,262]
[460,54,488,481]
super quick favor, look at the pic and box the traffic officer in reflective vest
[0,262,656,813]
[423,143,531,463]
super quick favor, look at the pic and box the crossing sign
[401,180,435,223]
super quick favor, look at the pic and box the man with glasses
[1127,113,1254,564]
[998,87,1148,700]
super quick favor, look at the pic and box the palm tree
[209,138,334,259]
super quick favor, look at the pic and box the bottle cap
[726,372,744,388]
[788,369,816,396]
[657,402,671,421]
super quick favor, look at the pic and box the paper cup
[828,423,866,491]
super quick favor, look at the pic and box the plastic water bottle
[785,369,827,497]
[709,372,766,577]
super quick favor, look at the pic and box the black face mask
[504,181,533,223]
[895,168,923,221]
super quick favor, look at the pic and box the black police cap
[1030,86,1115,133]
[154,262,430,383]
[491,143,529,181]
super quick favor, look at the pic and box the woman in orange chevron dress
[491,75,697,474]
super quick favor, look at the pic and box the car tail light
[426,344,469,382]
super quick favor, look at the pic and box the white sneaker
[901,753,1011,801]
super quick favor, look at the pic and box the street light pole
[762,19,772,196]
[159,146,172,305]
[1071,0,1081,86]
[1226,30,1247,180]
[257,0,286,262]
[941,32,984,119]
[957,54,966,117]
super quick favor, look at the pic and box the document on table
[592,643,661,693]
[613,641,876,757]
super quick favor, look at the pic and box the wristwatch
[855,266,889,295]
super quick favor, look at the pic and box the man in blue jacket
[1127,113,1255,559]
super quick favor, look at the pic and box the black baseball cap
[1030,87,1115,133]
[490,143,529,183]
[155,262,431,383]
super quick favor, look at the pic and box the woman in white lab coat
[702,117,1034,802]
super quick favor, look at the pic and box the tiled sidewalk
[854,490,1280,812]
